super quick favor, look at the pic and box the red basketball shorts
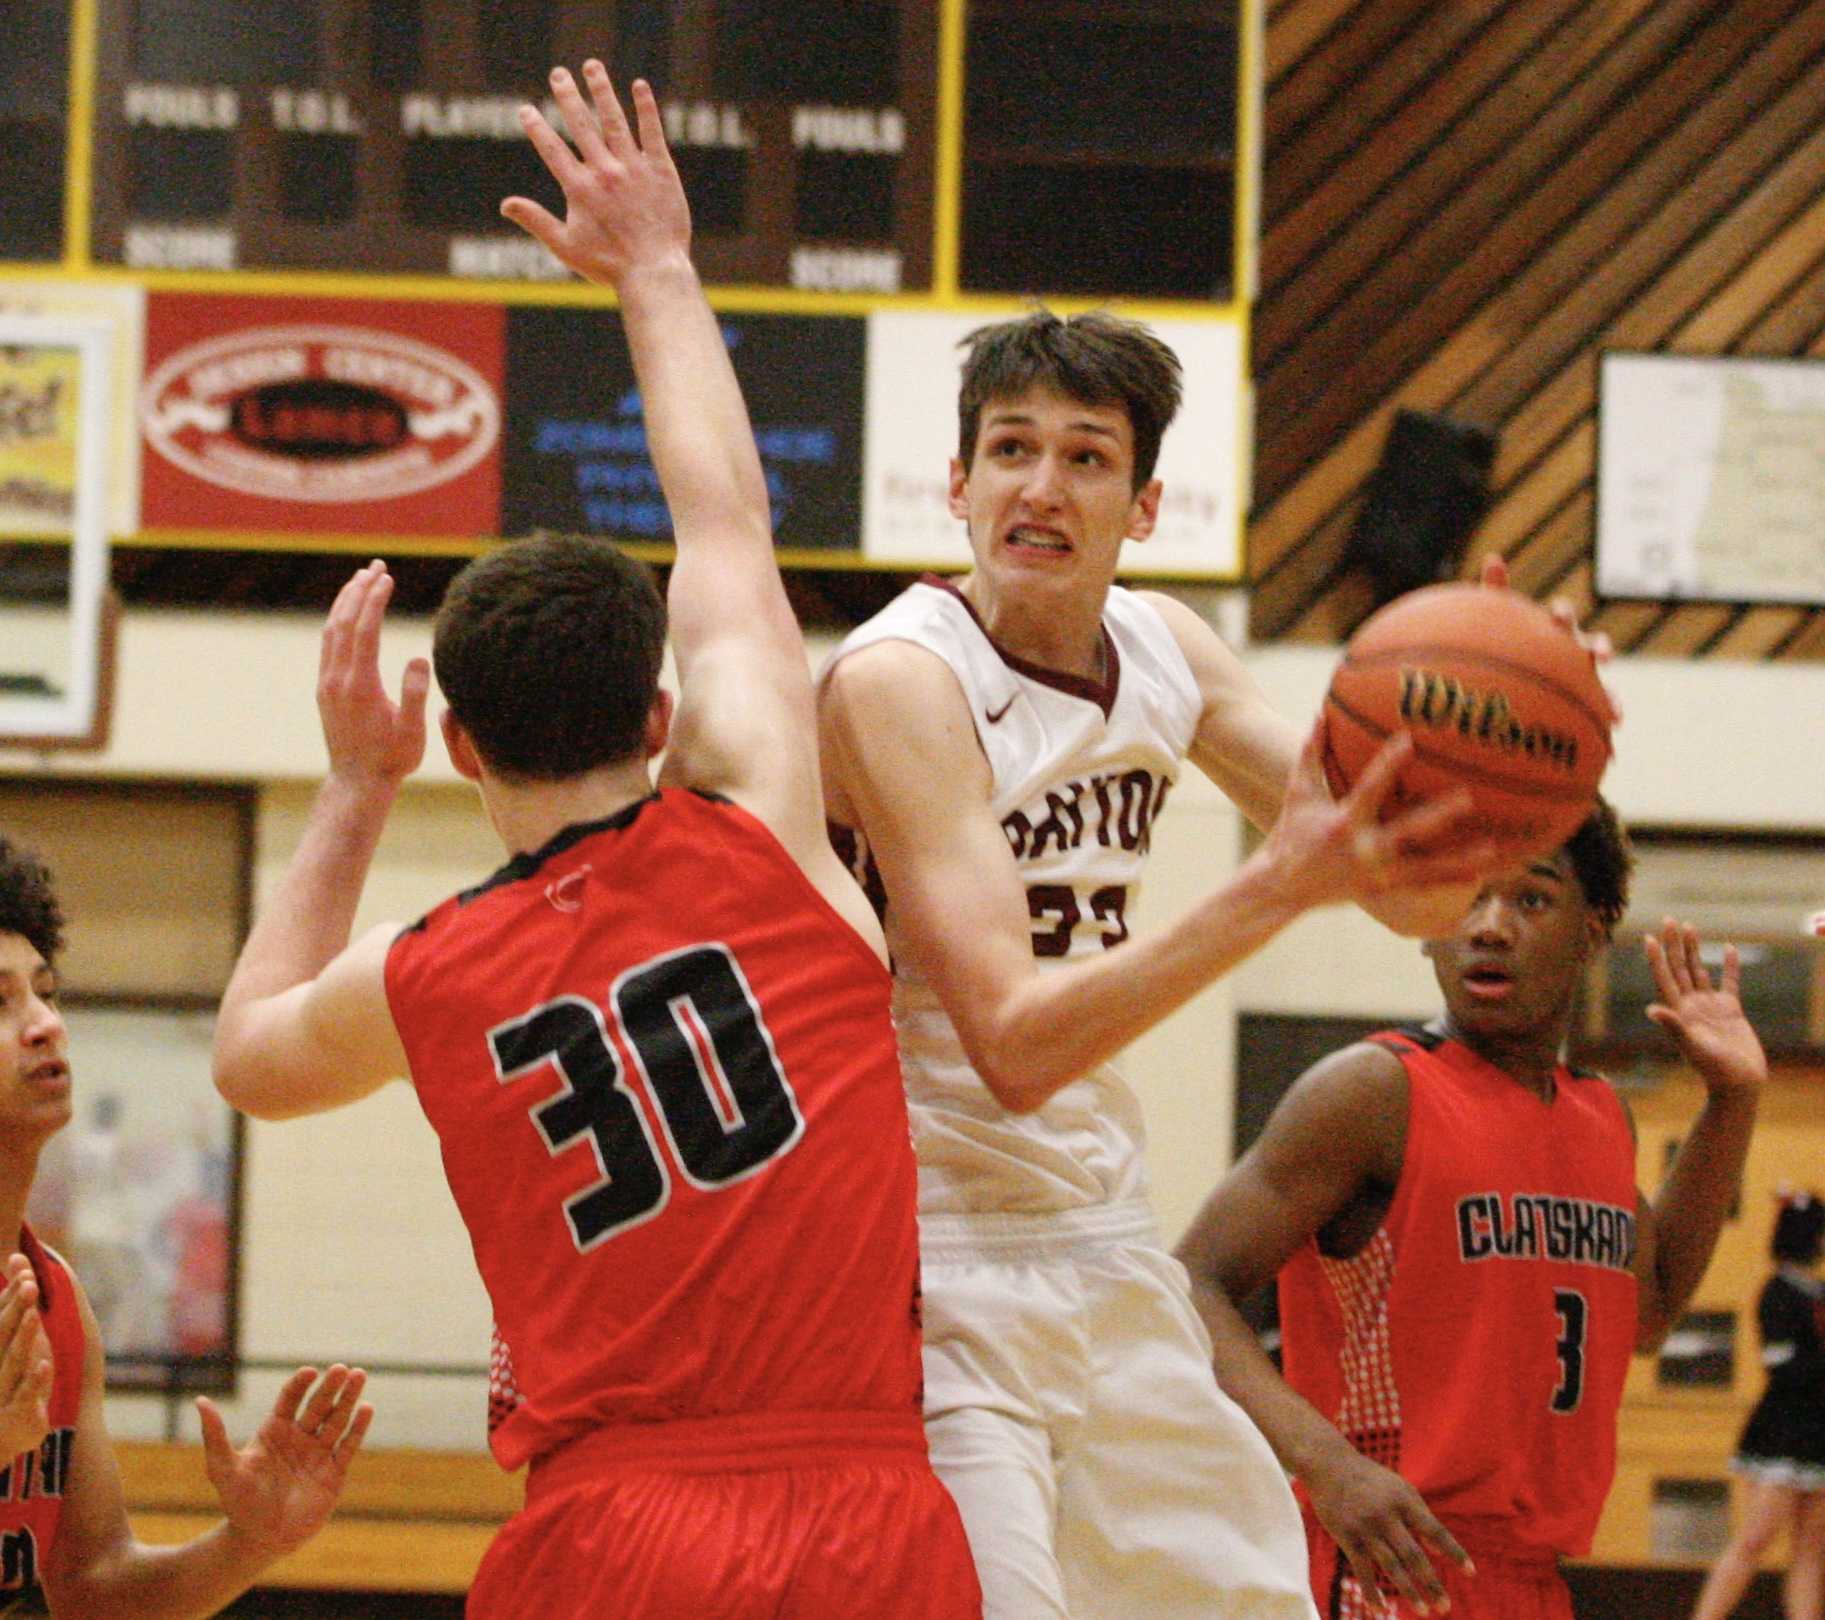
[467,1410,981,1620]
[1308,1513,1574,1620]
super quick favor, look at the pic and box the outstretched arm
[1632,919,1765,1350]
[1174,1046,1474,1613]
[213,562,422,1118]
[502,66,829,873]
[823,638,1503,1111]
[44,1283,373,1619]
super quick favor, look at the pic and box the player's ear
[947,457,971,521]
[441,709,483,782]
[1125,477,1163,543]
[643,688,675,759]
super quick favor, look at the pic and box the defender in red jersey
[1177,804,1767,1618]
[0,838,372,1616]
[212,63,978,1620]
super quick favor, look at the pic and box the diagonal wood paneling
[1251,0,1825,658]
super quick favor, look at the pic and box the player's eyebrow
[983,409,1124,441]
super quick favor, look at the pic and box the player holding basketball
[816,309,1547,1617]
[0,836,372,1615]
[1176,804,1765,1619]
[211,63,979,1619]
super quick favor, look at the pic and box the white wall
[12,609,1825,1451]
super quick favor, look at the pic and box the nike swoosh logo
[986,695,1017,724]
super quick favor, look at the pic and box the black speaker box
[1344,409,1498,604]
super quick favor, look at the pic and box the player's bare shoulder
[819,636,989,820]
[1262,1037,1411,1187]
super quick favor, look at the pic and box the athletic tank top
[387,790,924,1471]
[823,578,1201,1217]
[0,1229,82,1594]
[1278,1030,1639,1559]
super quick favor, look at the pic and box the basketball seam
[1326,691,1598,803]
[1341,644,1612,740]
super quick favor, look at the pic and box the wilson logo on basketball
[1398,667,1581,774]
[141,325,501,503]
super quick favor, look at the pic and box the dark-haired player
[1176,804,1765,1619]
[211,63,978,1619]
[0,836,371,1614]
[814,304,1559,1616]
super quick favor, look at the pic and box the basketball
[1321,583,1613,855]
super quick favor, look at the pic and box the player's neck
[1441,1017,1567,1101]
[479,758,657,859]
[959,573,1108,682]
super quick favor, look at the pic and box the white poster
[861,309,1247,579]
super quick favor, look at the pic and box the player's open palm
[0,1258,52,1464]
[199,1364,374,1558]
[1306,1440,1472,1616]
[1643,919,1767,1098]
[318,561,429,789]
[502,65,690,287]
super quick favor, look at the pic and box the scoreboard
[0,0,1256,580]
[90,0,937,292]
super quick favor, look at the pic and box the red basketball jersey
[0,1229,83,1593]
[1278,1029,1639,1559]
[387,790,924,1471]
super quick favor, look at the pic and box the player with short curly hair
[1178,802,1765,1620]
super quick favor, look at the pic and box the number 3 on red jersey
[487,943,806,1251]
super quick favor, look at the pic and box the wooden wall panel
[1252,0,1825,658]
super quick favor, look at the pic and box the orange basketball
[1321,583,1612,855]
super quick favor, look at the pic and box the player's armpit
[214,925,407,1121]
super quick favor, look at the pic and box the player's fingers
[1380,785,1474,853]
[399,657,432,731]
[350,562,394,670]
[1411,1500,1475,1575]
[1337,1540,1393,1616]
[319,563,373,682]
[629,78,674,172]
[272,1365,321,1423]
[579,60,637,158]
[297,1365,352,1434]
[1376,1527,1450,1612]
[1342,730,1415,823]
[1680,921,1706,989]
[195,1395,232,1466]
[545,66,612,170]
[516,99,589,195]
[334,1400,376,1465]
[1720,941,1742,1001]
[1658,918,1693,994]
[499,195,568,257]
[1478,554,1509,590]
[320,1367,369,1440]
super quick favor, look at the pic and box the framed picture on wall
[27,1005,240,1392]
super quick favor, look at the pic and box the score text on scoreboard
[90,0,937,292]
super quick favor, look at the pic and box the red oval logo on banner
[141,324,501,503]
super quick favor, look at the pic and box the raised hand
[1643,919,1768,1098]
[317,561,429,790]
[1306,1441,1473,1616]
[0,1258,52,1464]
[501,66,689,287]
[200,1364,374,1559]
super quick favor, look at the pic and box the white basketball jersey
[823,578,1202,1216]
